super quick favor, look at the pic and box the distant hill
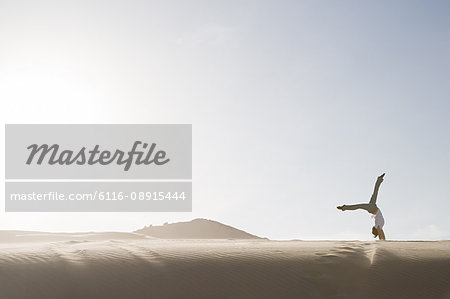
[135,218,262,239]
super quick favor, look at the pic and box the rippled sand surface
[0,233,449,299]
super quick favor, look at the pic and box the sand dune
[0,237,449,299]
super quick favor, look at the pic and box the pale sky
[1,0,449,240]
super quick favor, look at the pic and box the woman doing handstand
[337,173,386,240]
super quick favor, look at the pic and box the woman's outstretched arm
[377,227,386,240]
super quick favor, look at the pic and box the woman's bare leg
[337,203,371,212]
[337,173,385,214]
[369,173,385,205]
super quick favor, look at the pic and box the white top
[373,208,385,229]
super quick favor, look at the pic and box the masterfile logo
[5,124,192,212]
[26,141,171,171]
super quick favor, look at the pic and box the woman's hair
[372,226,379,238]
